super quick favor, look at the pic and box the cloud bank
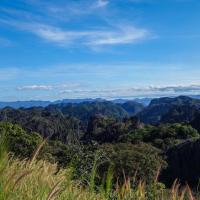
[17,84,200,99]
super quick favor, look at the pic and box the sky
[0,0,200,101]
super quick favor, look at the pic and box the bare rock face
[160,138,200,186]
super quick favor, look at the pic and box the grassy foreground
[0,140,197,200]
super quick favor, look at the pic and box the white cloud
[17,83,82,91]
[94,0,109,8]
[60,84,200,99]
[2,63,200,100]
[17,85,53,91]
[60,83,82,89]
[88,26,148,45]
[0,0,151,48]
[0,19,150,47]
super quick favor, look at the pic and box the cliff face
[160,138,200,186]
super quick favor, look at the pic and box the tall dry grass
[0,138,199,200]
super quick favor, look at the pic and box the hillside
[137,96,200,124]
[46,101,130,121]
[119,101,144,116]
[161,104,200,124]
[0,107,82,144]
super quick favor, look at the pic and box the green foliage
[0,125,198,199]
[84,115,141,143]
[42,141,166,186]
[146,182,166,200]
[121,123,199,150]
[0,122,42,157]
[161,104,200,124]
[0,146,196,200]
[0,107,82,144]
[98,143,166,184]
[41,140,79,166]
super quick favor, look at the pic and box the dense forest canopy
[1,96,200,188]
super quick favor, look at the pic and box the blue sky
[0,0,200,101]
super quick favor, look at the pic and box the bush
[121,123,199,150]
[98,143,166,184]
[0,122,42,157]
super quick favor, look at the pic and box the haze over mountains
[1,95,200,109]
[0,98,148,109]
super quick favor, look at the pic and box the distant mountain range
[0,98,105,109]
[0,101,51,109]
[0,98,144,109]
[0,95,200,109]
